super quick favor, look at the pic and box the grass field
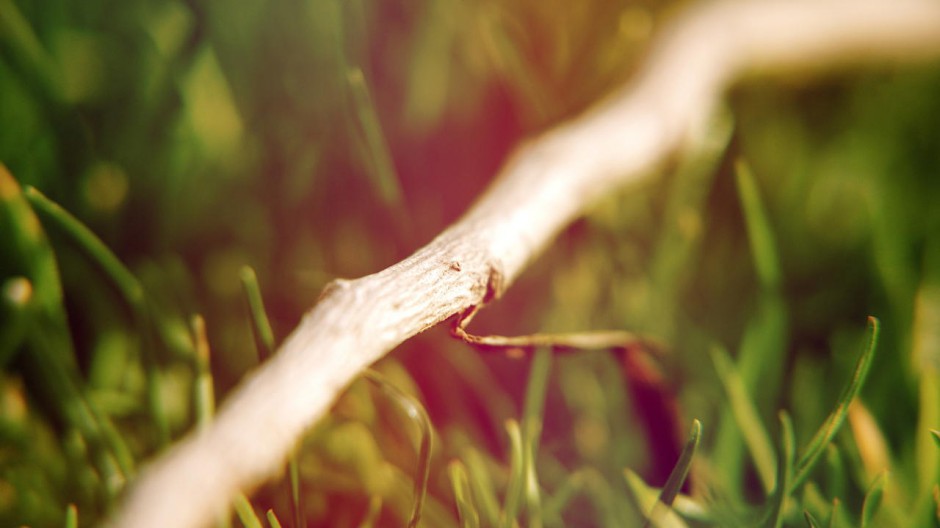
[1,0,939,526]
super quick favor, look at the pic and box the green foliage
[2,0,940,527]
[234,493,264,528]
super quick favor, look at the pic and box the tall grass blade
[503,419,524,528]
[287,454,304,528]
[764,412,794,528]
[522,348,552,528]
[733,158,788,400]
[645,419,701,528]
[0,0,62,100]
[64,503,77,528]
[464,447,501,527]
[24,187,145,310]
[524,437,542,528]
[735,159,781,290]
[522,348,552,440]
[86,401,135,495]
[859,471,886,528]
[233,493,262,528]
[192,315,214,429]
[363,371,432,528]
[713,159,787,495]
[792,317,880,492]
[799,481,830,522]
[346,67,403,206]
[823,444,845,503]
[711,345,777,493]
[239,266,276,361]
[912,279,940,507]
[265,510,283,528]
[238,266,304,527]
[623,469,689,528]
[827,499,846,528]
[803,510,821,528]
[449,460,481,528]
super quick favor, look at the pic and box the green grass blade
[803,510,821,528]
[711,345,777,494]
[645,419,702,528]
[522,348,551,528]
[346,67,402,206]
[827,499,846,528]
[265,510,283,528]
[0,0,63,100]
[64,503,77,528]
[503,419,525,528]
[238,266,304,527]
[464,447,502,527]
[86,397,136,488]
[823,444,845,503]
[522,348,552,440]
[363,370,432,528]
[623,469,689,528]
[287,453,304,528]
[24,186,145,309]
[735,159,782,290]
[239,266,276,361]
[799,481,830,522]
[524,437,542,528]
[764,412,794,528]
[233,493,262,528]
[714,161,788,493]
[192,315,215,430]
[623,469,658,520]
[449,460,481,528]
[912,280,940,510]
[860,471,886,528]
[792,317,880,492]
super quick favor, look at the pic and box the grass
[2,0,940,527]
[642,419,701,528]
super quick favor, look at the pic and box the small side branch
[111,1,940,527]
[451,304,662,355]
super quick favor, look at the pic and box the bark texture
[111,1,940,526]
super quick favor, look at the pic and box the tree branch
[111,1,940,526]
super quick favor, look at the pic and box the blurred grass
[2,0,940,526]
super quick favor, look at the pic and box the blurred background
[1,0,939,526]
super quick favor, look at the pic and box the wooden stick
[111,1,940,526]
